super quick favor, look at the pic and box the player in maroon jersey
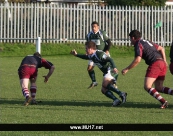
[121,30,173,109]
[18,52,55,106]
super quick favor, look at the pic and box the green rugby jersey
[76,50,116,74]
[86,30,109,50]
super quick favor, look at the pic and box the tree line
[1,0,167,6]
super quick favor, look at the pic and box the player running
[71,41,127,106]
[122,30,173,109]
[18,52,55,106]
[86,21,113,89]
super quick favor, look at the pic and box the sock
[114,73,118,81]
[22,88,30,99]
[104,90,117,100]
[88,70,96,83]
[30,86,37,99]
[148,88,166,104]
[162,87,173,95]
[106,84,121,95]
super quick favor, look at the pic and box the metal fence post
[36,37,41,54]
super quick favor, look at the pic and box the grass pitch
[0,54,173,136]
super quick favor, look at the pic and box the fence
[0,2,173,46]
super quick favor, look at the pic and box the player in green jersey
[70,41,127,106]
[86,21,113,89]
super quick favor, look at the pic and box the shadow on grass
[1,98,172,109]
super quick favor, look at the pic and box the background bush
[106,0,167,6]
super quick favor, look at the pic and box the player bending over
[18,52,55,106]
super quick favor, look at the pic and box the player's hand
[43,76,48,83]
[121,68,128,75]
[105,50,110,56]
[112,68,118,74]
[70,49,77,56]
[165,61,168,67]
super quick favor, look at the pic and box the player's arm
[103,39,112,51]
[122,42,142,75]
[43,65,55,83]
[70,49,89,60]
[104,57,116,68]
[101,54,118,73]
[153,42,167,65]
[157,45,167,62]
[102,31,112,53]
[41,59,55,83]
[86,33,89,42]
[121,56,141,75]
[105,57,118,73]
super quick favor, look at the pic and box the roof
[166,0,173,5]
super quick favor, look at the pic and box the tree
[105,0,167,6]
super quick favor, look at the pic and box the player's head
[129,30,142,45]
[33,52,42,58]
[91,21,99,33]
[85,41,96,55]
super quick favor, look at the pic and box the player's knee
[106,84,111,89]
[101,88,106,94]
[155,86,162,92]
[144,85,150,91]
[87,68,92,72]
[30,78,36,83]
[101,82,108,89]
[87,65,94,71]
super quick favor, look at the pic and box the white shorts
[88,60,95,66]
[104,68,114,80]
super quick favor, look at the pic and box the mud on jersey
[86,30,109,51]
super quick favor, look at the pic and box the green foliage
[106,0,167,6]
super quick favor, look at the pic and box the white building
[165,0,173,5]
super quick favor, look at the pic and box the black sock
[114,73,118,80]
[104,90,117,100]
[106,84,121,95]
[88,70,96,82]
